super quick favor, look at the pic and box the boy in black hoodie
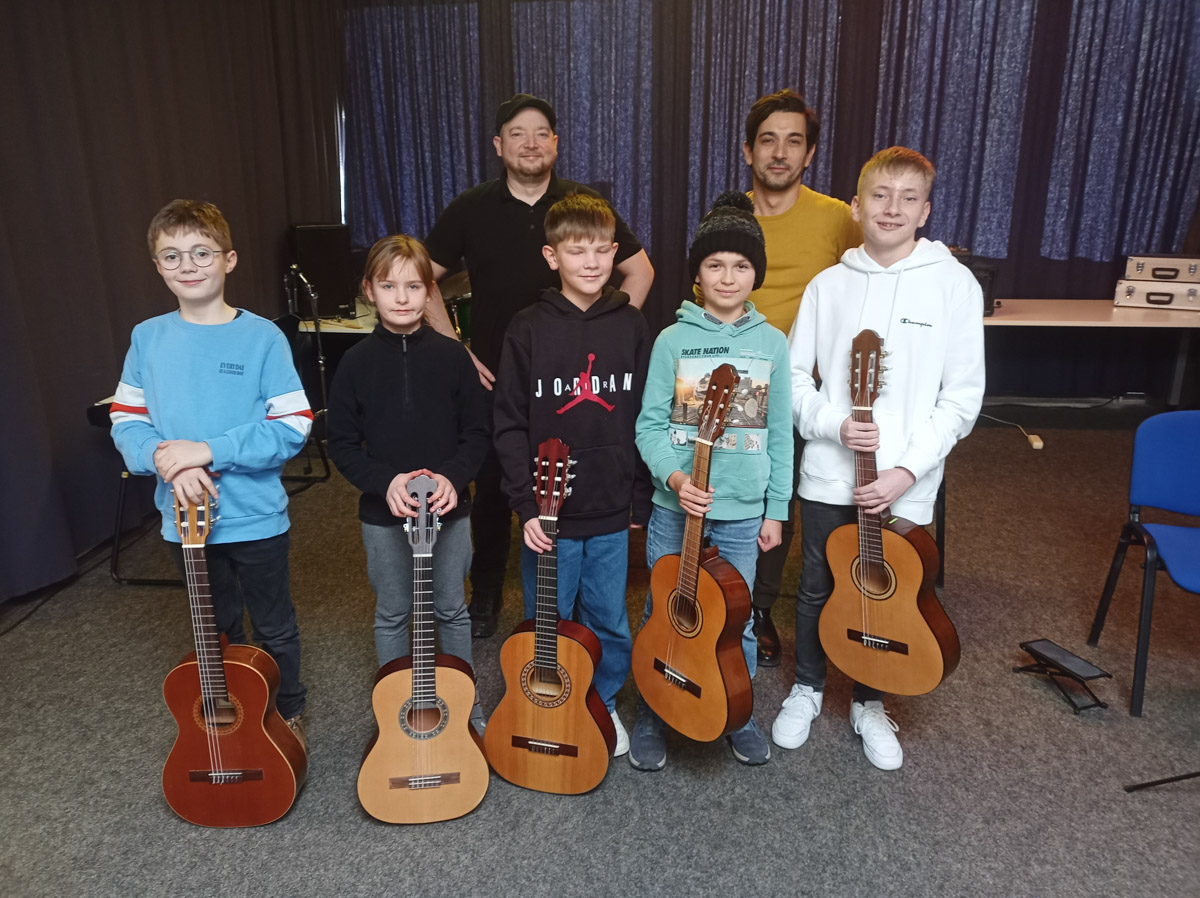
[327,234,489,728]
[493,194,652,758]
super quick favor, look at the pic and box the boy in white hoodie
[772,147,985,770]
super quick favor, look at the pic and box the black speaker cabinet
[291,224,355,318]
[949,246,998,317]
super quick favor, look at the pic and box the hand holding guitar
[840,417,880,452]
[853,466,916,515]
[523,517,555,554]
[155,439,214,481]
[667,470,714,517]
[168,467,220,506]
[386,469,433,518]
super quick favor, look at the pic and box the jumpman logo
[556,353,616,414]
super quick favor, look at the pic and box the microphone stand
[295,267,329,421]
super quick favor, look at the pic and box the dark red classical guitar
[484,438,616,794]
[631,364,753,742]
[357,475,489,823]
[818,329,960,695]
[161,496,307,827]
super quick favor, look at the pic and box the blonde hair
[363,234,434,288]
[147,199,232,255]
[544,194,616,248]
[856,146,936,199]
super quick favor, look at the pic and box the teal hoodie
[635,300,792,521]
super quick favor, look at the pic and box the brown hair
[146,199,232,256]
[544,193,616,248]
[362,234,435,289]
[856,146,937,198]
[744,89,820,149]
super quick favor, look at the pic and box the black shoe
[754,607,780,667]
[470,616,498,639]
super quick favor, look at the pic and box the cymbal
[440,269,470,299]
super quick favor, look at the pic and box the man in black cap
[424,93,654,637]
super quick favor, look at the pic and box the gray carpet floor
[1,408,1198,898]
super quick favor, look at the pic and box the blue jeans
[521,528,632,711]
[794,499,882,703]
[642,507,760,682]
[168,531,306,719]
[362,515,474,670]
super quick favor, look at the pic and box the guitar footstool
[1013,639,1111,713]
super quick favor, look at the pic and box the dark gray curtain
[0,0,344,601]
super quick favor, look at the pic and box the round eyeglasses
[154,246,227,270]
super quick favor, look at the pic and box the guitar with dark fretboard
[484,438,616,794]
[161,496,307,827]
[818,329,960,694]
[631,364,753,742]
[357,475,489,823]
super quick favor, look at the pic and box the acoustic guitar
[357,474,489,823]
[161,495,307,827]
[631,363,753,742]
[484,438,617,794]
[818,329,960,695]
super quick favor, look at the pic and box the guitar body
[162,643,306,827]
[485,619,616,795]
[357,654,489,824]
[819,518,960,696]
[632,547,753,742]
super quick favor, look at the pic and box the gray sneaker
[628,697,666,771]
[728,717,770,765]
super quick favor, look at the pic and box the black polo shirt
[424,174,644,373]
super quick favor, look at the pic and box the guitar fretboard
[852,405,886,584]
[411,550,436,706]
[182,546,230,706]
[533,517,559,671]
[675,439,713,607]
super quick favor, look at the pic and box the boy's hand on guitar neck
[522,518,555,554]
[854,467,916,515]
[667,470,714,518]
[168,467,220,506]
[840,417,880,452]
[386,469,457,518]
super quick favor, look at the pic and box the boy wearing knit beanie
[629,191,793,770]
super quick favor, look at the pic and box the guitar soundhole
[399,697,449,739]
[520,661,571,708]
[667,589,702,637]
[850,557,897,600]
[191,696,243,734]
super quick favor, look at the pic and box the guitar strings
[183,535,224,780]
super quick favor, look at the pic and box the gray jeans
[795,499,882,703]
[361,515,474,670]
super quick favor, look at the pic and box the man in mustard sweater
[739,89,862,666]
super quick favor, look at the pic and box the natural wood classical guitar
[818,329,960,695]
[632,364,753,742]
[484,438,617,794]
[161,496,307,827]
[357,474,488,823]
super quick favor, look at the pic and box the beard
[508,152,555,181]
[754,160,804,192]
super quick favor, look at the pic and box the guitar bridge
[847,629,910,655]
[389,772,461,790]
[512,735,579,757]
[188,769,264,784]
[652,658,702,697]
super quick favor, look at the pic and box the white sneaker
[771,684,822,749]
[850,700,903,770]
[610,709,630,757]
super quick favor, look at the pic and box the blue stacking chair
[1088,411,1200,716]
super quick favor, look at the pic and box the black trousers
[467,447,512,622]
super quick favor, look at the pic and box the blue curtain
[343,4,485,248]
[685,0,843,247]
[874,0,1036,258]
[1041,0,1200,261]
[511,0,655,251]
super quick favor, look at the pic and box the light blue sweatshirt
[635,300,793,522]
[110,310,313,544]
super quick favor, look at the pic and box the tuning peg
[566,486,573,496]
[567,459,577,466]
[568,473,576,480]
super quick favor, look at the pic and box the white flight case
[1124,254,1200,283]
[1114,279,1200,311]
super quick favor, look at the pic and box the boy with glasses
[110,199,313,748]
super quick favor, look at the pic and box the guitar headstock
[533,437,572,519]
[697,363,739,444]
[404,474,440,553]
[174,494,214,548]
[849,329,885,410]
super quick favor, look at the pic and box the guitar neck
[412,547,436,705]
[181,545,230,705]
[676,439,712,601]
[534,516,559,670]
[851,406,886,578]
